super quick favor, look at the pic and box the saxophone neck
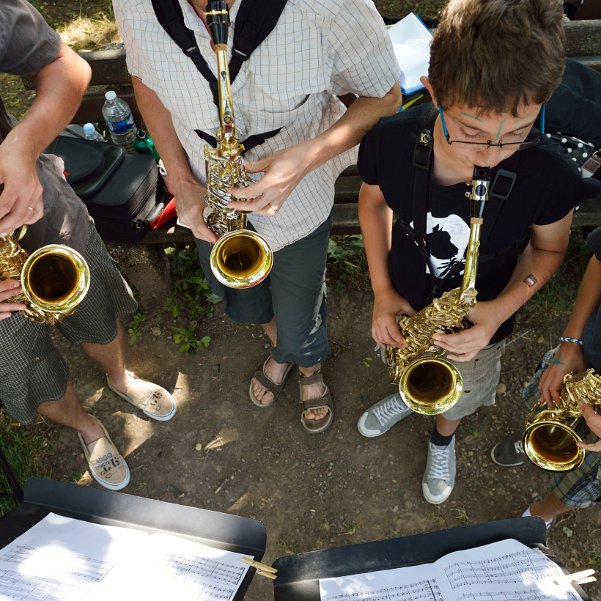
[459,166,491,303]
[207,0,239,155]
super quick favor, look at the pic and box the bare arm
[434,211,573,360]
[359,182,415,347]
[228,84,403,215]
[539,252,601,403]
[0,43,91,235]
[131,76,216,242]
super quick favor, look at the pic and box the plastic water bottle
[82,123,106,143]
[134,129,160,162]
[102,90,137,152]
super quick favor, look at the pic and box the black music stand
[272,517,589,601]
[0,443,23,505]
[0,477,266,600]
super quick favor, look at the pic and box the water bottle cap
[136,129,147,140]
[83,123,95,135]
[105,90,117,101]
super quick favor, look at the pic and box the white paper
[319,539,584,601]
[387,13,432,95]
[0,513,250,601]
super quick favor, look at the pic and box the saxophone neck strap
[407,120,521,303]
[152,0,287,96]
[152,0,287,149]
[194,127,282,155]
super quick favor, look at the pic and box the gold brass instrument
[385,166,491,415]
[204,0,273,289]
[523,369,601,471]
[0,226,90,325]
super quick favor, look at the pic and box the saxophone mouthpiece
[206,0,229,46]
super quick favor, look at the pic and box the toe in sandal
[249,356,295,408]
[298,371,334,434]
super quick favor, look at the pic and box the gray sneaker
[422,438,456,504]
[357,392,412,438]
[490,436,526,467]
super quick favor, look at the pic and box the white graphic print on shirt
[411,212,470,278]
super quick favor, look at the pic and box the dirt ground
[38,245,599,601]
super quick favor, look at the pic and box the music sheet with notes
[0,512,250,601]
[319,538,584,601]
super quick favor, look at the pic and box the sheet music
[319,539,584,601]
[0,513,250,601]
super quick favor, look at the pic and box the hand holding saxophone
[576,401,601,452]
[170,177,217,243]
[0,135,44,236]
[433,300,503,361]
[228,142,313,216]
[0,278,25,320]
[372,288,415,348]
[539,344,586,406]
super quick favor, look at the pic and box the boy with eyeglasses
[355,0,598,505]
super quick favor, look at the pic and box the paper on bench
[387,13,432,96]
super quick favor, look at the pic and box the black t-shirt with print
[358,104,597,343]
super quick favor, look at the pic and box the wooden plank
[564,20,601,57]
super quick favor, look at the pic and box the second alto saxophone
[386,166,491,415]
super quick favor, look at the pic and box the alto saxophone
[0,226,90,325]
[204,0,273,289]
[523,368,601,471]
[385,166,491,415]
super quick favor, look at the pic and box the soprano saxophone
[385,166,491,414]
[204,0,272,289]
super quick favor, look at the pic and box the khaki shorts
[441,340,506,421]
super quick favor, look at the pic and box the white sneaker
[422,439,456,504]
[357,392,412,438]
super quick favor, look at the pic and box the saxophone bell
[522,369,601,471]
[398,356,464,415]
[210,230,273,289]
[523,412,584,472]
[203,0,273,289]
[21,244,90,317]
[0,226,90,324]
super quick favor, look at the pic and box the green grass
[520,229,590,325]
[0,409,53,513]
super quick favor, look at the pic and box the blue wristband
[559,336,583,346]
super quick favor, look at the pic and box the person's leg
[58,226,175,421]
[529,493,572,523]
[526,444,601,526]
[423,341,505,504]
[37,381,103,443]
[259,218,332,425]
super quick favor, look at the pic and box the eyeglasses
[438,105,545,150]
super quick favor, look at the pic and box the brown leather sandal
[298,370,334,434]
[249,355,295,408]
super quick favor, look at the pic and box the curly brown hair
[428,0,565,115]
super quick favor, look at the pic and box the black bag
[46,135,166,242]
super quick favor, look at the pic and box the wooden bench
[27,18,601,240]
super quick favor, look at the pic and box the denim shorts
[441,340,506,421]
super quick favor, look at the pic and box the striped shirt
[113,0,400,251]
